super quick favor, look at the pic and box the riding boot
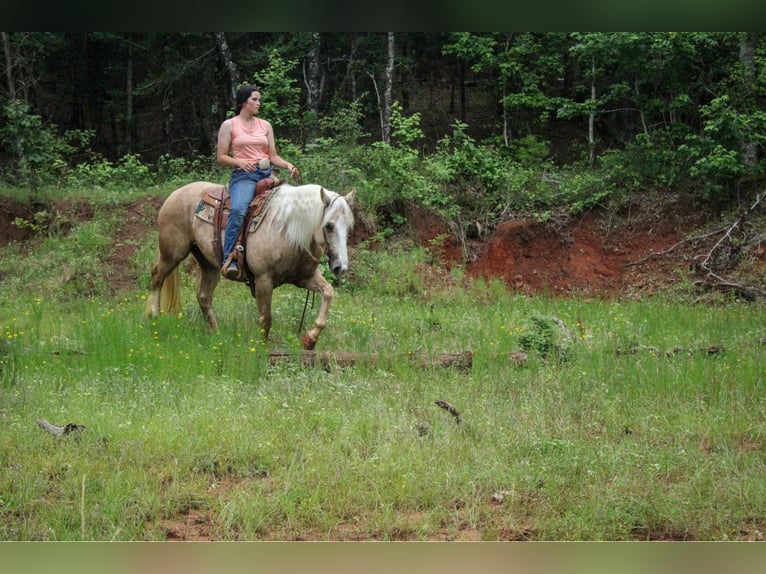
[222,209,246,279]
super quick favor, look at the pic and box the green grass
[1,194,766,540]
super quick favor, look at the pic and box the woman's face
[243,91,261,115]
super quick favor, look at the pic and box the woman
[217,84,298,279]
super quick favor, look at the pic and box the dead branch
[37,418,85,437]
[551,315,574,341]
[625,192,766,300]
[435,399,462,424]
[702,192,764,270]
[624,225,728,268]
[697,192,766,299]
[695,275,766,302]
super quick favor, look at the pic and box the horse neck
[269,184,327,250]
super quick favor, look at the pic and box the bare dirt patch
[404,206,685,298]
[401,197,763,300]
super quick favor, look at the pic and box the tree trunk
[350,35,358,100]
[459,59,466,121]
[634,77,648,136]
[2,32,16,100]
[125,39,133,154]
[1,32,26,177]
[589,56,596,167]
[502,79,509,146]
[304,32,321,144]
[381,32,395,144]
[213,32,239,103]
[739,32,758,168]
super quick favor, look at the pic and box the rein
[299,289,315,333]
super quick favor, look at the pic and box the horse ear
[320,187,331,207]
[344,188,356,205]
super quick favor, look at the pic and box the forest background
[2,32,765,223]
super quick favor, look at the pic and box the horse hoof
[301,334,316,350]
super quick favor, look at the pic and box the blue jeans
[223,167,272,262]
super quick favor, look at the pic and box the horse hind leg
[191,247,221,330]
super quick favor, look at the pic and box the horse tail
[143,267,182,317]
[160,267,182,314]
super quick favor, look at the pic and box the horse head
[319,188,356,276]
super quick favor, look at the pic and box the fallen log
[615,345,725,357]
[268,350,472,371]
[37,418,85,437]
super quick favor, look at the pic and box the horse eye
[325,222,334,232]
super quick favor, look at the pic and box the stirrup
[223,262,239,279]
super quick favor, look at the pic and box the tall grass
[1,193,765,540]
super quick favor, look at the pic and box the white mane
[264,184,337,250]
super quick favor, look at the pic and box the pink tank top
[230,116,270,162]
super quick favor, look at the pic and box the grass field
[1,190,766,540]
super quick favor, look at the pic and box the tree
[304,32,322,144]
[738,32,758,168]
[383,32,395,144]
[214,32,240,103]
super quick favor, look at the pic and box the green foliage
[318,96,369,146]
[0,100,82,197]
[67,153,155,190]
[13,211,49,235]
[516,315,572,362]
[4,32,766,212]
[156,153,220,186]
[252,50,301,131]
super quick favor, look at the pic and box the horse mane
[264,184,335,250]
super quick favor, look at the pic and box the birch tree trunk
[381,32,395,144]
[304,32,322,144]
[739,32,758,168]
[589,56,596,167]
[213,32,240,103]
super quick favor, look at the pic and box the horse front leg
[298,269,334,350]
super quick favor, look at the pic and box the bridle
[298,193,349,333]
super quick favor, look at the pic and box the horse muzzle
[327,250,349,276]
[330,259,348,276]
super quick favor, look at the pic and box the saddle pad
[194,200,216,223]
[194,187,277,234]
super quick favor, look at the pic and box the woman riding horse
[217,84,298,279]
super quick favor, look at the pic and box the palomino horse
[147,181,355,349]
